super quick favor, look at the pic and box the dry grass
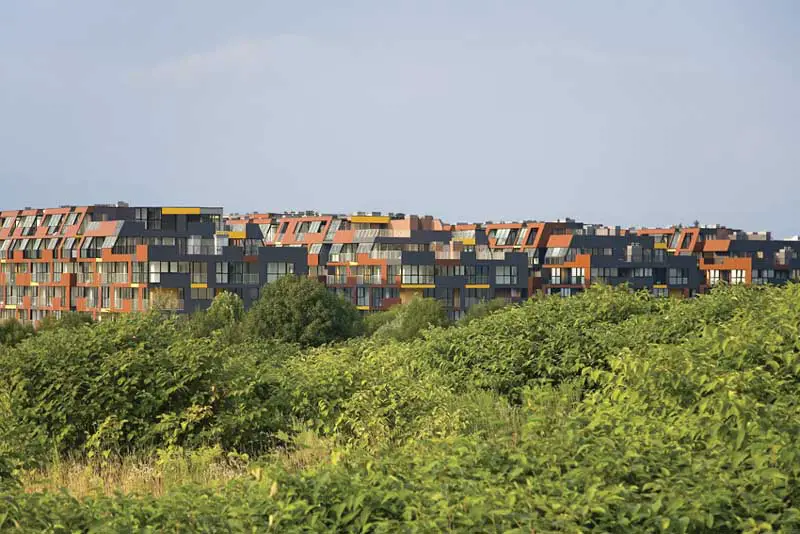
[20,433,337,498]
[21,446,249,498]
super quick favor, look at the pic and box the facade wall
[1,205,799,324]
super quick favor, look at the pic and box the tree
[187,291,245,343]
[0,319,34,347]
[459,298,509,326]
[244,276,363,347]
[36,312,93,332]
[372,297,450,341]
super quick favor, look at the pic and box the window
[633,268,652,278]
[560,288,572,298]
[190,262,208,284]
[80,237,103,259]
[731,269,746,285]
[668,268,689,285]
[266,262,294,283]
[571,267,585,284]
[654,249,666,263]
[752,269,774,285]
[215,262,229,284]
[550,267,561,284]
[707,270,721,286]
[191,287,214,300]
[401,264,434,285]
[495,265,518,285]
[590,267,618,283]
[435,265,465,277]
[652,287,669,298]
[465,265,489,285]
[681,233,692,248]
[357,287,369,307]
[464,288,490,308]
[792,270,800,281]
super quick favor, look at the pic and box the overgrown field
[1,282,799,532]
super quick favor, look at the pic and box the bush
[0,318,34,347]
[3,284,800,532]
[36,312,93,332]
[371,298,450,342]
[244,276,363,347]
[458,297,509,326]
[0,312,299,462]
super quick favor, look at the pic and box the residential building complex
[1,203,798,323]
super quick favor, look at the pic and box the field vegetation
[1,279,799,532]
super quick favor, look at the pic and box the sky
[1,1,798,236]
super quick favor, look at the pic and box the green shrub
[244,276,363,347]
[371,298,449,342]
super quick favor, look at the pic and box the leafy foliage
[0,319,34,347]
[370,297,450,342]
[458,296,509,325]
[244,276,363,347]
[1,284,800,532]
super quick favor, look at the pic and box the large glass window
[465,265,489,285]
[668,268,689,285]
[401,264,434,285]
[266,262,294,283]
[495,265,518,285]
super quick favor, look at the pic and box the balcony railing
[32,273,50,283]
[435,250,461,260]
[326,275,349,285]
[354,229,395,241]
[243,273,260,285]
[187,245,216,255]
[330,253,357,263]
[369,250,402,260]
[76,273,94,284]
[102,273,130,284]
[355,275,383,285]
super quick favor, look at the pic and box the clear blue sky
[1,1,798,235]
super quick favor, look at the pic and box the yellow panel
[30,282,38,287]
[653,284,667,289]
[454,237,476,246]
[95,258,103,263]
[400,284,435,289]
[131,283,140,288]
[349,261,358,266]
[5,304,16,310]
[465,284,490,289]
[350,215,390,224]
[227,231,246,239]
[655,243,667,250]
[356,305,370,311]
[190,283,208,289]
[162,207,201,215]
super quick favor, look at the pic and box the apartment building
[1,204,798,323]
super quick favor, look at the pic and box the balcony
[330,253,357,263]
[369,250,402,260]
[356,275,383,285]
[326,275,349,285]
[354,229,395,241]
[435,250,461,260]
[32,273,50,283]
[243,273,260,285]
[187,245,216,255]
[102,273,130,284]
[76,273,94,284]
